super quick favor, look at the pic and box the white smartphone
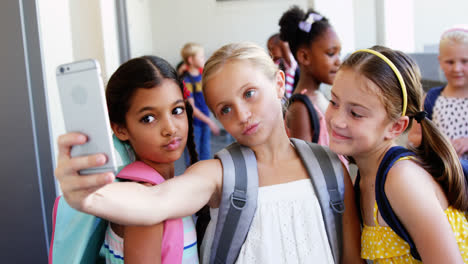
[56,59,117,175]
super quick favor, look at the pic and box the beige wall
[413,0,468,52]
[38,0,120,167]
[126,0,308,66]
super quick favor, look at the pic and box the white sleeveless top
[200,179,334,264]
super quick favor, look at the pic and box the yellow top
[361,201,468,263]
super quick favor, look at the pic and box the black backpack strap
[291,138,344,263]
[210,143,258,264]
[289,94,321,143]
[354,172,363,226]
[375,146,421,260]
[423,86,444,120]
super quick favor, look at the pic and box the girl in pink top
[100,55,199,263]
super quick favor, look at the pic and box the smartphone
[56,59,117,175]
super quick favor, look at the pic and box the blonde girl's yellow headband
[352,49,408,116]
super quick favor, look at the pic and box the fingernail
[96,155,106,164]
[78,134,87,142]
[106,173,115,183]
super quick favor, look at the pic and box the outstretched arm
[55,132,222,226]
[85,159,222,225]
[341,164,364,264]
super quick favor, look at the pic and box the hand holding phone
[56,59,117,175]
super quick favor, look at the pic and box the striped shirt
[100,217,199,264]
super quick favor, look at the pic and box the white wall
[353,0,377,50]
[383,0,414,52]
[134,0,308,66]
[313,0,355,54]
[127,0,154,58]
[413,0,468,52]
[37,0,74,169]
[100,0,121,81]
[38,0,120,170]
[69,0,108,79]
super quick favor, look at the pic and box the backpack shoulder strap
[374,146,421,260]
[116,161,164,185]
[289,94,321,143]
[353,172,363,225]
[210,142,258,264]
[423,86,444,120]
[290,138,344,263]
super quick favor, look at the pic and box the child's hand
[451,137,468,157]
[208,119,221,136]
[55,132,115,211]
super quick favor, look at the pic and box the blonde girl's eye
[245,90,256,99]
[173,106,185,115]
[351,111,363,118]
[329,99,337,107]
[140,115,155,123]
[220,106,231,115]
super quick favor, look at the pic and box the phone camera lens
[60,67,65,73]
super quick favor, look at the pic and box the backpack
[288,94,321,143]
[49,136,135,264]
[423,86,444,120]
[208,138,345,264]
[354,146,468,261]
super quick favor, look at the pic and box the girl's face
[204,60,285,147]
[439,41,468,89]
[302,27,341,84]
[193,50,206,69]
[113,79,188,166]
[325,69,395,158]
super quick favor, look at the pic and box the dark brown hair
[278,6,331,59]
[106,55,198,164]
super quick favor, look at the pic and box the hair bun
[279,6,305,43]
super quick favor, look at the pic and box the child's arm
[340,163,365,264]
[285,101,314,142]
[385,160,464,264]
[124,223,163,264]
[55,132,223,226]
[451,137,468,157]
[82,159,222,226]
[188,98,220,135]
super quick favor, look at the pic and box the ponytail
[185,101,199,165]
[412,118,468,211]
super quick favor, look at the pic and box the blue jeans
[185,124,211,166]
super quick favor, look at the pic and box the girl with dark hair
[326,46,468,263]
[279,6,341,143]
[101,55,199,263]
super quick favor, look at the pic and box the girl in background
[409,25,468,159]
[279,6,341,142]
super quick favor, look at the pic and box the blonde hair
[202,42,279,92]
[181,42,204,64]
[342,46,468,211]
[439,24,468,49]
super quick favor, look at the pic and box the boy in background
[181,43,220,165]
